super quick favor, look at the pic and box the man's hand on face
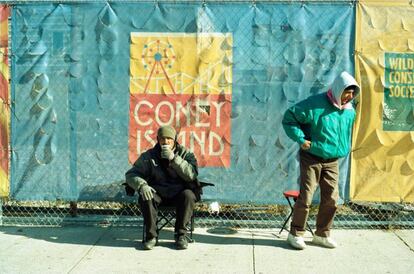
[301,140,311,150]
[161,145,175,161]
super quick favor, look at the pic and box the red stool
[279,190,314,235]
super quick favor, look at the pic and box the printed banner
[383,52,414,131]
[129,33,232,167]
[351,2,414,202]
[0,5,9,198]
[9,3,355,203]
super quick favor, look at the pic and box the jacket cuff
[127,177,147,191]
[171,154,184,166]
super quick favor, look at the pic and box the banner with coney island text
[129,33,232,167]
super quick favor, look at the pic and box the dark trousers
[139,189,196,240]
[290,150,339,237]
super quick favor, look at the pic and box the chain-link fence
[1,199,414,230]
[1,0,414,231]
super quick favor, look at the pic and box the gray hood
[330,71,360,109]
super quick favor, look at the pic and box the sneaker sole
[312,240,337,248]
[287,240,306,250]
[290,244,306,250]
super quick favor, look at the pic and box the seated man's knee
[180,189,197,202]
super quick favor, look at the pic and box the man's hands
[301,140,311,150]
[139,185,156,201]
[161,145,175,161]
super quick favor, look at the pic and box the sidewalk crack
[394,231,414,253]
[66,227,110,273]
[252,233,256,274]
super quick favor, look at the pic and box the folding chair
[141,206,195,244]
[279,190,313,235]
[140,181,215,244]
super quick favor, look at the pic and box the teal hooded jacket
[282,71,360,159]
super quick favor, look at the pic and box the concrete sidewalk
[0,226,413,274]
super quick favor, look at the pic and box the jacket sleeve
[170,150,198,183]
[125,154,151,191]
[282,102,312,145]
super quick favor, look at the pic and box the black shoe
[143,237,156,250]
[175,235,188,250]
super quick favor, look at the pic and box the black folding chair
[141,182,215,243]
[141,205,194,244]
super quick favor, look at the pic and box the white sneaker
[312,235,337,248]
[287,233,306,250]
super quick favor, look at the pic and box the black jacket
[125,143,202,200]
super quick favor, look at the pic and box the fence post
[69,201,78,217]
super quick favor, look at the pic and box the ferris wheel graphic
[141,39,176,93]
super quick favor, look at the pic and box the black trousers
[139,189,196,240]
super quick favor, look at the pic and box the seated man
[125,125,199,250]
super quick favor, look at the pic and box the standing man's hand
[301,140,311,150]
[161,145,175,161]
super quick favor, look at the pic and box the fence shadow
[0,226,294,250]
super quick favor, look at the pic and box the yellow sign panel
[351,2,414,202]
[130,32,232,95]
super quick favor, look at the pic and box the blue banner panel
[11,2,355,203]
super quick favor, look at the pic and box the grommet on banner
[353,49,360,57]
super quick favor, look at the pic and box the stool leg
[279,211,293,235]
[279,197,294,235]
[306,222,314,236]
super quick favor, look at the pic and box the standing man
[282,71,360,249]
[125,125,199,250]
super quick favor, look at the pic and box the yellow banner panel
[359,0,412,5]
[130,33,232,95]
[352,2,414,202]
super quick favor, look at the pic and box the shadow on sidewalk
[0,226,294,250]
